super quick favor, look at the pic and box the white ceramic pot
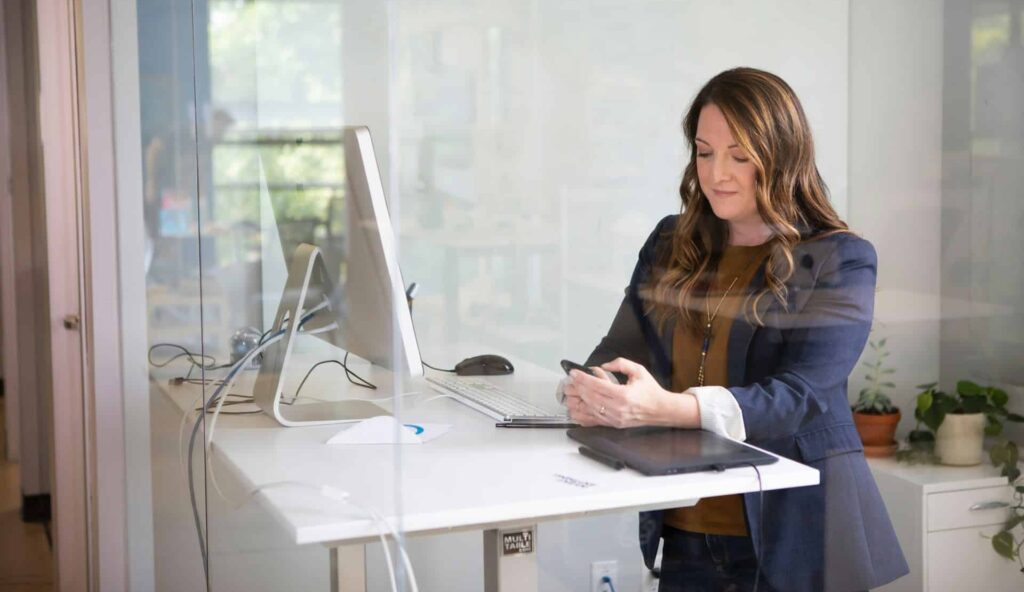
[935,413,985,466]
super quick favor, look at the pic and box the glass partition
[114,0,1023,590]
[134,0,409,589]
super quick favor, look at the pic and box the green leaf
[992,531,1016,559]
[1007,413,1024,423]
[958,380,981,396]
[882,368,896,374]
[990,388,1009,407]
[921,405,946,432]
[990,442,1010,465]
[917,391,933,414]
[916,382,938,391]
[879,337,887,347]
[882,382,896,388]
[984,421,1003,437]
[961,396,986,414]
[937,395,960,414]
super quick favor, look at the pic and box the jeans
[657,526,774,592]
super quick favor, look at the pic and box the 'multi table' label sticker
[502,529,534,555]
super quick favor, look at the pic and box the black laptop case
[567,426,778,476]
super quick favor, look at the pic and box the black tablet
[567,426,778,476]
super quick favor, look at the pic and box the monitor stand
[252,244,390,427]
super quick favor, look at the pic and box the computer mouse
[454,354,515,376]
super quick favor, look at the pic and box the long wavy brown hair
[649,67,849,330]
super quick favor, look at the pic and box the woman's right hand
[563,367,618,426]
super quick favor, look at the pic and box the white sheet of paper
[326,415,451,445]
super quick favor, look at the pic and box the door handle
[63,314,80,331]
[969,501,1009,511]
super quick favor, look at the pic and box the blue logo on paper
[404,424,425,435]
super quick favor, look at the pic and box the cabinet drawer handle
[969,501,1009,511]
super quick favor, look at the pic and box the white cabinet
[869,458,1021,592]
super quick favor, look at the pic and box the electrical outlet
[591,560,618,592]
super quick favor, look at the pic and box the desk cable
[745,462,765,592]
[164,309,419,589]
[421,361,456,373]
[227,481,418,592]
[184,355,419,592]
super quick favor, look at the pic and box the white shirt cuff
[684,386,747,441]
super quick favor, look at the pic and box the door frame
[36,0,91,589]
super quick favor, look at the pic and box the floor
[0,394,53,592]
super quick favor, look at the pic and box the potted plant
[851,338,901,457]
[902,381,1023,568]
[912,381,1021,466]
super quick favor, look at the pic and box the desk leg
[330,544,367,592]
[484,525,538,592]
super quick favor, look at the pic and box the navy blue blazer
[585,215,908,592]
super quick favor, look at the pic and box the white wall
[847,0,944,435]
[939,0,1024,438]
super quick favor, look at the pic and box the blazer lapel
[727,266,765,387]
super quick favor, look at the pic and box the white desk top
[157,347,819,547]
[868,457,1012,493]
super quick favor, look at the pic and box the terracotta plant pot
[935,412,985,466]
[853,409,901,457]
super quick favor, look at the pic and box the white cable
[205,335,284,504]
[237,481,418,592]
[416,393,461,406]
[179,303,419,591]
[206,334,281,450]
[205,315,341,452]
[178,392,204,486]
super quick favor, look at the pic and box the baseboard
[21,493,51,523]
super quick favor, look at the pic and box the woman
[563,68,908,592]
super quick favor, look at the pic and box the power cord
[293,356,377,399]
[185,307,316,579]
[182,303,409,582]
[421,361,456,373]
[185,334,420,592]
[236,481,419,592]
[600,575,617,592]
[148,343,217,370]
[746,462,765,592]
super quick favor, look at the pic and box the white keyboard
[425,375,564,421]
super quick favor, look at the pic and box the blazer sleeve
[728,235,878,442]
[584,215,675,378]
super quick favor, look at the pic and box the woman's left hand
[567,357,689,429]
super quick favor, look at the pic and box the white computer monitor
[252,126,422,427]
[342,126,423,378]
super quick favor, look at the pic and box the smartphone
[560,359,596,377]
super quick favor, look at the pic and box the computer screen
[341,125,423,377]
[251,126,423,426]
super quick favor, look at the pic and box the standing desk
[157,349,819,591]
